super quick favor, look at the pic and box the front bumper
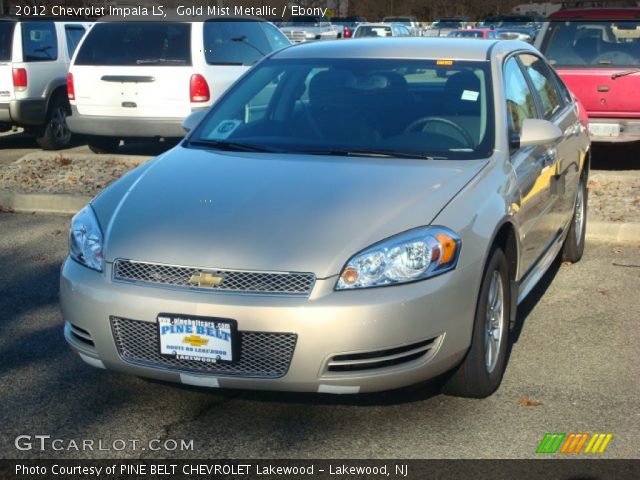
[588,118,640,143]
[66,106,186,138]
[60,257,478,393]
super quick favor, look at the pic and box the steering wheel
[404,116,475,148]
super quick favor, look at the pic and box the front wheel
[36,96,72,150]
[443,247,511,398]
[561,174,588,263]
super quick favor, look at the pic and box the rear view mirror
[182,110,207,133]
[516,118,562,148]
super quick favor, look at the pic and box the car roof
[549,8,640,20]
[274,38,530,61]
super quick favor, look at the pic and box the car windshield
[433,21,463,29]
[541,20,640,67]
[189,58,494,160]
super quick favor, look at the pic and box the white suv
[67,19,290,153]
[0,19,90,149]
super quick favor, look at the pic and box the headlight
[336,226,460,290]
[69,205,104,272]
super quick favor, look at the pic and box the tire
[442,247,511,398]
[87,136,120,154]
[561,174,588,263]
[36,95,72,150]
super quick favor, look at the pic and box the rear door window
[0,22,16,61]
[22,22,57,62]
[203,21,271,66]
[64,25,85,58]
[518,53,564,120]
[74,22,191,66]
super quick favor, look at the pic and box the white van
[0,19,91,149]
[67,18,290,153]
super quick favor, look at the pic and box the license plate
[589,123,620,138]
[158,314,237,363]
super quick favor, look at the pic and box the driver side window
[503,57,537,136]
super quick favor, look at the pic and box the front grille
[111,317,297,378]
[326,336,441,373]
[113,259,315,296]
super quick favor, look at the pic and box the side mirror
[515,118,562,148]
[182,110,207,133]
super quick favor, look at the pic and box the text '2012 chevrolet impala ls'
[61,38,590,398]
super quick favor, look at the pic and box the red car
[535,8,640,142]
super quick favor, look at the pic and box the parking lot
[0,132,638,460]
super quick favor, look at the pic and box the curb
[587,221,640,244]
[0,190,90,215]
[1,189,639,243]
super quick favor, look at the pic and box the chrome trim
[111,258,316,297]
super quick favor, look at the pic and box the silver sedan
[60,38,590,398]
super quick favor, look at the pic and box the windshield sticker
[206,120,242,140]
[461,90,479,102]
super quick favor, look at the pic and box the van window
[74,23,191,66]
[22,22,58,62]
[65,25,85,58]
[203,21,271,66]
[261,22,289,51]
[0,22,16,61]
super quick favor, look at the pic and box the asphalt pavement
[0,211,638,459]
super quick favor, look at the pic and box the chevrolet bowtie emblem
[189,272,223,287]
[182,335,209,347]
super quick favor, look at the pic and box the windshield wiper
[135,58,187,65]
[611,68,640,80]
[188,139,280,153]
[299,149,447,160]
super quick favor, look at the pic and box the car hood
[95,146,487,278]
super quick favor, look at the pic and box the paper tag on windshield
[207,120,242,140]
[461,90,479,102]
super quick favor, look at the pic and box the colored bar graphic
[537,433,565,453]
[538,433,613,454]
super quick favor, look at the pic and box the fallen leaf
[518,398,543,407]
[561,261,572,267]
[597,290,611,296]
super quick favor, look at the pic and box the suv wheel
[442,247,511,398]
[36,96,72,150]
[87,136,120,154]
[561,174,588,263]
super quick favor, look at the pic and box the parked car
[424,18,469,37]
[331,16,368,39]
[0,19,90,149]
[353,23,412,38]
[479,14,544,32]
[381,16,423,36]
[61,38,590,398]
[493,26,537,43]
[535,8,640,142]
[280,16,340,43]
[448,28,498,39]
[66,17,290,154]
